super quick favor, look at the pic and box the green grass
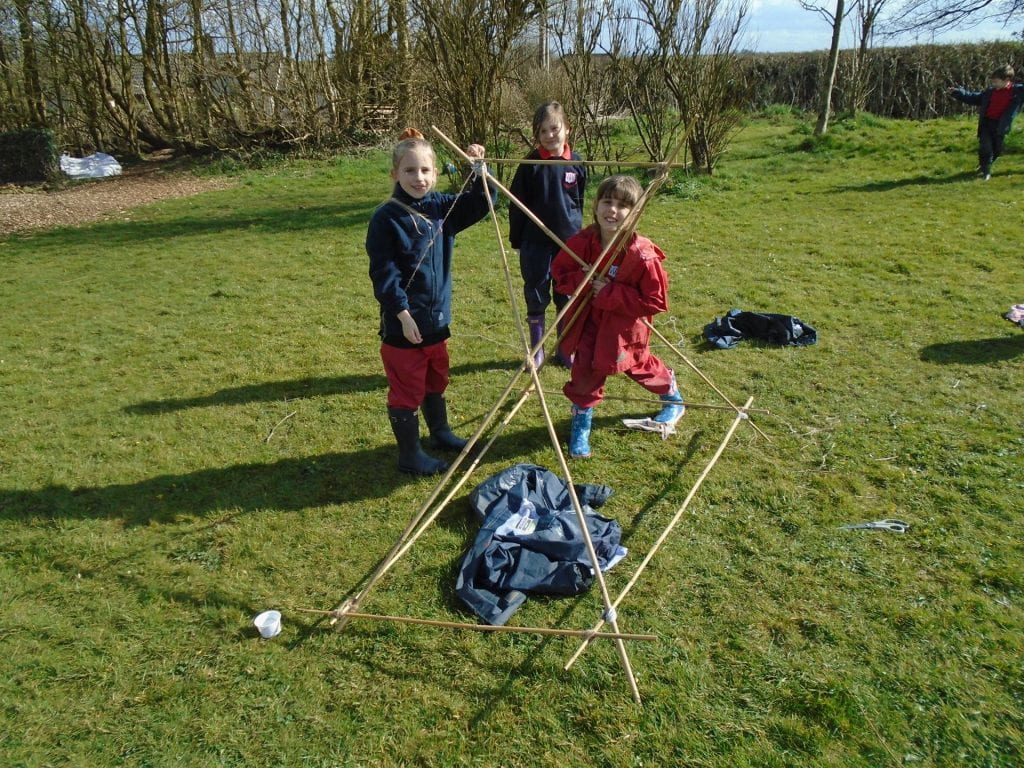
[2,113,1022,767]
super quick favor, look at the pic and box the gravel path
[0,162,234,236]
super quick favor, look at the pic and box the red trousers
[563,327,672,409]
[381,340,450,410]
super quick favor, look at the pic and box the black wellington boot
[421,393,468,452]
[388,407,448,475]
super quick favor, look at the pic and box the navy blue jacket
[367,175,494,346]
[456,464,621,626]
[951,83,1024,136]
[508,148,586,249]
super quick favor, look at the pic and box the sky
[745,0,1019,52]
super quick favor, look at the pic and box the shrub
[0,128,58,183]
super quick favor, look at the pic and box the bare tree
[14,0,46,125]
[847,0,892,114]
[802,0,848,135]
[411,0,539,148]
[889,0,1022,34]
[549,0,620,162]
[606,0,748,171]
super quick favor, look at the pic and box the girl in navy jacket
[367,128,495,475]
[509,102,587,369]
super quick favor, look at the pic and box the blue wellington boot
[569,405,593,458]
[652,372,685,425]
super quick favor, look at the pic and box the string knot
[603,607,617,624]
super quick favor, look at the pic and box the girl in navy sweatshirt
[367,128,494,475]
[509,102,587,368]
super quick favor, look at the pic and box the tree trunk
[814,0,845,136]
[14,0,46,125]
[394,0,410,127]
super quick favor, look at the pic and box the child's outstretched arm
[443,143,497,234]
[949,85,982,105]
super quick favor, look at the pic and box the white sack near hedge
[60,152,122,178]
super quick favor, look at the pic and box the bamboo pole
[330,192,629,630]
[563,397,755,670]
[432,125,645,366]
[643,321,771,443]
[481,173,645,704]
[537,390,769,414]
[476,146,763,439]
[297,608,658,641]
[479,156,689,169]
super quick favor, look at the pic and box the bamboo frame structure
[313,124,769,704]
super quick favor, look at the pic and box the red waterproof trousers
[381,340,449,410]
[563,317,673,409]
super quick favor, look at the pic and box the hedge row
[740,40,1024,119]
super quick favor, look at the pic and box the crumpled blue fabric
[703,308,818,349]
[455,464,621,626]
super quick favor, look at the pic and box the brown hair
[991,64,1015,80]
[391,127,435,170]
[531,102,569,142]
[592,175,642,225]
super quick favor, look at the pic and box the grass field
[2,112,1021,767]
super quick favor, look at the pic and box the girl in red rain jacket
[551,175,684,458]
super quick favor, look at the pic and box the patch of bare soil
[0,155,235,236]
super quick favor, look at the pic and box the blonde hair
[391,127,436,171]
[592,175,642,225]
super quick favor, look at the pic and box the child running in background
[948,64,1024,180]
[552,175,684,459]
[367,128,495,475]
[509,102,587,368]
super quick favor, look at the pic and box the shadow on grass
[0,444,422,526]
[619,429,706,542]
[833,171,976,192]
[5,200,377,247]
[123,360,521,415]
[920,334,1024,364]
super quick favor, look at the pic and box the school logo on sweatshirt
[564,171,577,186]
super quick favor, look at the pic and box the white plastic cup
[253,610,282,639]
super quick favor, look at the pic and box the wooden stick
[297,608,658,641]
[479,156,689,169]
[483,175,645,703]
[432,126,631,357]
[264,410,297,443]
[643,321,771,443]
[563,397,755,670]
[447,133,764,441]
[536,389,769,414]
[330,203,628,630]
